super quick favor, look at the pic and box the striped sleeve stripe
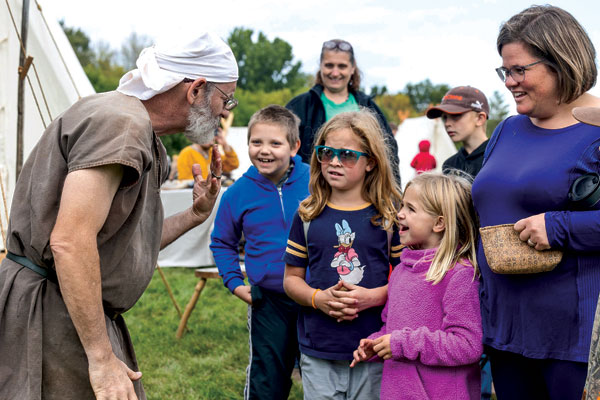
[287,240,307,252]
[286,247,307,258]
[391,244,405,251]
[391,252,403,258]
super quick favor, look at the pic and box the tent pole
[16,0,30,180]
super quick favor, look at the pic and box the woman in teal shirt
[286,39,400,183]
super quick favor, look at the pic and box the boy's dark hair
[247,105,300,146]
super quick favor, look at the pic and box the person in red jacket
[410,139,436,174]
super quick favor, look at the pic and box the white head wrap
[117,32,238,100]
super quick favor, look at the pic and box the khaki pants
[299,353,382,400]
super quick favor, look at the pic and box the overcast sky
[45,0,600,112]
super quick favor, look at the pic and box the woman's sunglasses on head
[322,40,353,54]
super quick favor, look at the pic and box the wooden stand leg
[176,278,207,339]
[156,265,182,318]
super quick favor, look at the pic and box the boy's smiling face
[248,123,300,184]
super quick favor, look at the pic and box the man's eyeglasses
[315,145,369,167]
[495,60,543,83]
[322,40,353,54]
[210,83,238,111]
[183,78,238,111]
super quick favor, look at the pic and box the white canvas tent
[1,0,95,247]
[395,116,457,188]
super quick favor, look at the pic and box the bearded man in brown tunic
[0,32,238,400]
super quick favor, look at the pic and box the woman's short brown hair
[497,5,597,104]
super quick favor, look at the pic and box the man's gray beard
[183,102,219,144]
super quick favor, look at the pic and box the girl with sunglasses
[283,110,402,399]
[285,39,400,184]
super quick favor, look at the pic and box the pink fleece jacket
[368,247,483,400]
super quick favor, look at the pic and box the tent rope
[5,0,52,127]
[24,74,47,128]
[34,0,82,99]
[31,65,52,121]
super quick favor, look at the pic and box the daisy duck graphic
[331,219,365,285]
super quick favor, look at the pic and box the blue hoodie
[210,155,310,293]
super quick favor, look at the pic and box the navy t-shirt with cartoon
[284,202,402,360]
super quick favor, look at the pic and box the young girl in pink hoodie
[351,172,483,399]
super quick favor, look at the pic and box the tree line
[61,23,508,155]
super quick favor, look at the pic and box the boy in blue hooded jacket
[210,105,310,400]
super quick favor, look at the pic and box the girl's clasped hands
[317,280,388,322]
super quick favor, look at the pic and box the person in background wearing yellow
[177,126,239,180]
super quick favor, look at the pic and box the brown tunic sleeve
[59,91,154,188]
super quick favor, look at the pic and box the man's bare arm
[50,164,141,399]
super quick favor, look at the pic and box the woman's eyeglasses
[495,60,543,83]
[322,40,353,53]
[315,145,369,167]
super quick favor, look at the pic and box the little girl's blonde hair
[298,109,401,231]
[405,172,479,284]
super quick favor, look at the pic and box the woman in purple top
[472,5,600,399]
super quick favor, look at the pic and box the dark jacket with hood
[286,84,400,184]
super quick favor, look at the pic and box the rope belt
[5,251,121,320]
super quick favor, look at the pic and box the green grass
[124,268,304,400]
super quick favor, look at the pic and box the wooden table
[176,265,246,339]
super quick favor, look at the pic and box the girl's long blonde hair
[405,173,479,284]
[298,109,402,231]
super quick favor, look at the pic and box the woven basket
[479,224,563,274]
